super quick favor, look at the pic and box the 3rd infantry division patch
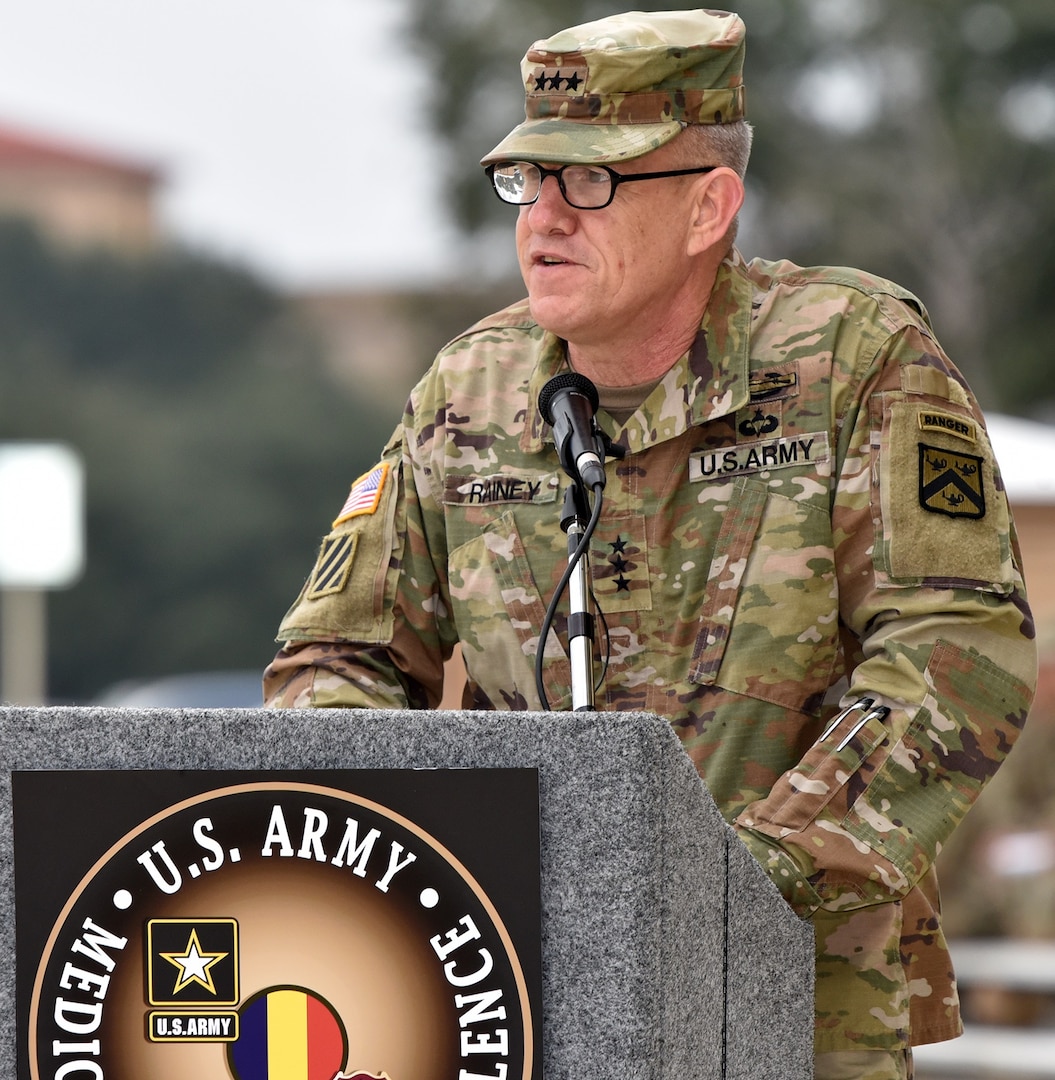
[918,442,986,519]
[307,533,358,599]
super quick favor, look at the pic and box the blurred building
[987,413,1055,635]
[294,282,522,411]
[0,119,161,256]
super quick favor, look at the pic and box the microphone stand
[535,371,625,713]
[560,483,597,712]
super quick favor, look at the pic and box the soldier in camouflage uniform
[264,11,1037,1079]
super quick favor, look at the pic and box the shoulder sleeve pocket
[874,399,1014,590]
[277,455,405,644]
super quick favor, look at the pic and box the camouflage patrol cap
[481,9,747,167]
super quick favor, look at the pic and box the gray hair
[671,120,754,177]
[665,120,753,252]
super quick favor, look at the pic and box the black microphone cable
[534,479,606,711]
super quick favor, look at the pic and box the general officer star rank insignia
[918,442,986,519]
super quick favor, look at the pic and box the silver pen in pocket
[818,697,890,750]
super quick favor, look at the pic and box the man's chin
[526,294,585,340]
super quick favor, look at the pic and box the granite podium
[0,706,813,1079]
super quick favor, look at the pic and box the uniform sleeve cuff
[734,824,824,918]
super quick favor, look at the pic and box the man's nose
[525,174,576,226]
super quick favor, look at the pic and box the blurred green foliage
[407,0,1055,945]
[0,219,394,701]
[406,0,1055,414]
[6,0,1055,714]
[938,654,1055,939]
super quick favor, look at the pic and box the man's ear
[686,168,745,257]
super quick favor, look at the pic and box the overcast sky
[0,0,460,288]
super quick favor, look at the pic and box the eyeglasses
[487,161,718,210]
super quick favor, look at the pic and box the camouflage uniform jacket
[266,250,1037,1053]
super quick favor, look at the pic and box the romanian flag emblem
[333,464,389,526]
[228,987,347,1080]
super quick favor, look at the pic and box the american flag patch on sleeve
[333,462,390,526]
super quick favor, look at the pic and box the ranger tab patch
[333,463,389,526]
[918,443,985,519]
[918,409,977,443]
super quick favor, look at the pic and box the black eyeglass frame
[487,161,719,210]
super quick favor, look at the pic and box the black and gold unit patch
[918,442,986,519]
[306,533,358,599]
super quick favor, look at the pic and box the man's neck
[567,320,699,386]
[564,262,718,387]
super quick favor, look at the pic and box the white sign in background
[0,442,84,589]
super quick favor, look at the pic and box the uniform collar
[523,333,572,455]
[522,250,754,456]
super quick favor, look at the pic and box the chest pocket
[690,476,838,715]
[448,509,570,708]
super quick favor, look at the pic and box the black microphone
[538,372,607,491]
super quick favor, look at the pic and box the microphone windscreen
[538,372,599,425]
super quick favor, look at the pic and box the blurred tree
[403,0,1055,953]
[0,219,394,701]
[405,0,1055,414]
[937,652,1055,940]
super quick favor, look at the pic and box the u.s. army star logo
[918,442,986,519]
[148,919,238,1004]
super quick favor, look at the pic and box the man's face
[514,146,703,352]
